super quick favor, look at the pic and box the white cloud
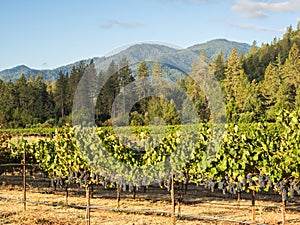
[232,0,300,18]
[229,22,285,33]
[100,19,141,29]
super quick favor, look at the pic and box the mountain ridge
[0,39,251,82]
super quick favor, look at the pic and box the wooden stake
[133,186,136,199]
[117,183,121,208]
[23,147,26,211]
[237,191,241,208]
[65,184,69,204]
[177,181,182,217]
[86,184,90,225]
[171,174,176,225]
[282,192,286,225]
[251,190,256,222]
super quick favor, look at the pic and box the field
[1,173,300,225]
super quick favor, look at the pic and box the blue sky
[0,0,299,70]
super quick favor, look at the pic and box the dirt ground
[0,174,300,225]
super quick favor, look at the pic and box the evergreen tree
[67,61,86,115]
[34,72,54,123]
[282,43,300,107]
[182,55,211,123]
[117,57,134,121]
[119,57,134,87]
[73,60,97,126]
[96,61,120,125]
[53,71,68,121]
[261,56,282,110]
[148,61,182,125]
[0,79,6,125]
[212,51,226,81]
[223,48,252,122]
[137,60,149,79]
[135,60,150,120]
[13,75,34,127]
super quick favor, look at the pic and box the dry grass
[0,174,300,225]
[9,135,48,145]
[1,176,300,225]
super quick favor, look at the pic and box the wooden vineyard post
[91,184,94,198]
[282,192,286,225]
[177,181,182,217]
[183,170,188,194]
[171,173,176,225]
[117,183,121,208]
[237,191,241,208]
[65,184,69,204]
[23,146,26,211]
[132,186,136,199]
[86,184,91,225]
[251,190,256,222]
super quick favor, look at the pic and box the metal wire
[0,163,39,167]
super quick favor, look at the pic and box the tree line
[0,24,300,128]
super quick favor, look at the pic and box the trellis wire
[0,197,269,225]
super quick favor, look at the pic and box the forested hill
[1,24,300,128]
[0,60,91,83]
[243,25,300,82]
[0,39,251,82]
[187,39,250,60]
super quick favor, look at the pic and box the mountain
[0,60,91,83]
[0,39,251,82]
[187,39,251,60]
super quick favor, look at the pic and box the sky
[0,0,299,71]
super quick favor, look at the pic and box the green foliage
[0,132,13,165]
[1,109,300,201]
[33,126,86,178]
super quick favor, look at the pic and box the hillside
[0,60,91,83]
[0,39,251,82]
[187,39,251,60]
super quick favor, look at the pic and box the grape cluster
[203,174,277,196]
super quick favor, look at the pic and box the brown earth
[0,173,300,225]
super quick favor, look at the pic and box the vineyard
[1,110,300,224]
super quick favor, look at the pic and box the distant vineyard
[0,127,59,136]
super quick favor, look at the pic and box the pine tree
[67,61,86,115]
[147,61,169,124]
[282,43,300,107]
[223,48,251,122]
[33,72,54,122]
[282,43,300,87]
[96,61,120,125]
[73,60,97,126]
[53,71,68,121]
[135,60,149,120]
[117,57,134,121]
[212,51,225,81]
[261,60,282,109]
[0,79,6,125]
[119,57,134,87]
[137,60,149,79]
[181,58,210,123]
